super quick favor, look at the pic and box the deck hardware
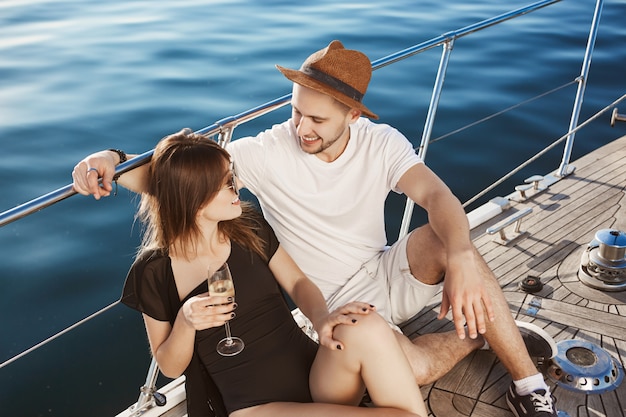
[153,392,167,407]
[486,207,532,245]
[610,107,626,127]
[525,175,545,190]
[127,358,166,416]
[578,229,626,291]
[525,297,542,316]
[511,175,547,202]
[547,339,624,394]
[539,173,563,188]
[509,175,544,203]
[514,184,533,200]
[519,276,543,293]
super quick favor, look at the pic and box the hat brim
[276,65,379,120]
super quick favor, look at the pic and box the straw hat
[276,40,378,119]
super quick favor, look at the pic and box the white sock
[513,373,549,396]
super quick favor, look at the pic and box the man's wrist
[108,148,127,165]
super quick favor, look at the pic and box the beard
[299,125,349,155]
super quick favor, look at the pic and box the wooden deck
[401,135,626,417]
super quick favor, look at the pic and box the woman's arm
[143,293,235,378]
[268,246,374,350]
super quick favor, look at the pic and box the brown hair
[137,128,266,260]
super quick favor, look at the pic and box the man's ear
[348,108,362,122]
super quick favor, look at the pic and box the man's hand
[438,250,495,340]
[72,150,120,199]
[315,302,376,350]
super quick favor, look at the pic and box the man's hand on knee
[437,256,495,339]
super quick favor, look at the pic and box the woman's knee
[334,312,394,347]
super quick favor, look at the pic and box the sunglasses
[223,162,240,197]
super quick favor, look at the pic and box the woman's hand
[180,293,237,331]
[315,301,376,351]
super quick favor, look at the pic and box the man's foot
[515,321,557,359]
[506,383,557,416]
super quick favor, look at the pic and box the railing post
[557,0,603,177]
[218,127,234,148]
[399,39,455,239]
[417,39,455,161]
[128,357,162,416]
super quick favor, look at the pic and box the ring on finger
[87,167,99,174]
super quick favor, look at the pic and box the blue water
[1,1,624,416]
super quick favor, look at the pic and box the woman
[120,128,426,417]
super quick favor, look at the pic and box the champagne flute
[208,263,244,356]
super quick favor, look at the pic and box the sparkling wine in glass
[208,263,244,356]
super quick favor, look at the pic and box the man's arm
[72,150,149,199]
[397,163,495,339]
[397,163,473,254]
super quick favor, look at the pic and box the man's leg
[405,224,537,381]
[386,224,484,385]
[395,329,483,385]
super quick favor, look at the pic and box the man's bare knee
[407,225,446,285]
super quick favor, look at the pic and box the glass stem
[224,322,233,345]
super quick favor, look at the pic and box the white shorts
[325,232,442,329]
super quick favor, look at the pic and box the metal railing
[1,0,565,229]
[1,0,613,414]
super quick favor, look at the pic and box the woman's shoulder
[122,248,176,321]
[128,248,172,283]
[133,248,169,268]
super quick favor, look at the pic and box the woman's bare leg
[309,312,427,416]
[230,313,425,417]
[231,402,420,417]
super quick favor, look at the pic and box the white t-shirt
[227,117,422,299]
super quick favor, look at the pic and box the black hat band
[301,66,364,103]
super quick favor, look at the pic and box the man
[73,40,558,416]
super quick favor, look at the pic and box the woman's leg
[309,312,427,416]
[230,313,425,417]
[231,401,421,417]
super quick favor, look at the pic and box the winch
[578,229,626,291]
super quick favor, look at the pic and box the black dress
[121,218,319,415]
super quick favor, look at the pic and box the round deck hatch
[547,339,623,394]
